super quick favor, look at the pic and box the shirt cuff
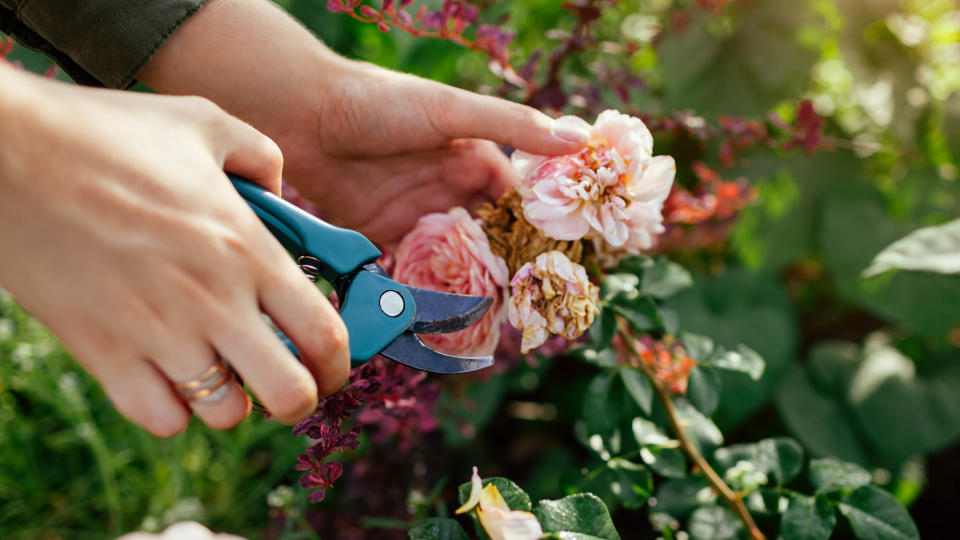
[17,0,210,88]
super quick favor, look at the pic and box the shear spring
[298,255,324,282]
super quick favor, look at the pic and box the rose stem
[616,323,765,540]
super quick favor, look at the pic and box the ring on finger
[174,360,234,405]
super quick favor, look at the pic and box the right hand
[0,63,350,435]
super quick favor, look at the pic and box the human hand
[138,0,589,246]
[0,63,349,436]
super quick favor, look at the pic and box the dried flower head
[476,186,583,275]
[512,110,675,258]
[508,251,599,353]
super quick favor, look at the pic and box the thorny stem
[616,323,765,540]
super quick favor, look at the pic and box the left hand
[140,0,588,246]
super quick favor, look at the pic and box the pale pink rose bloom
[508,251,599,353]
[512,110,675,254]
[393,208,509,357]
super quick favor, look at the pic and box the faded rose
[512,110,675,256]
[393,207,509,357]
[508,251,599,353]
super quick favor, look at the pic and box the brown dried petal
[476,187,583,275]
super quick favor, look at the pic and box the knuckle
[202,404,248,431]
[270,375,318,423]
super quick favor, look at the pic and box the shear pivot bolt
[379,290,404,317]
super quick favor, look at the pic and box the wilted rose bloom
[393,207,509,357]
[508,251,599,353]
[512,110,675,256]
[456,468,544,540]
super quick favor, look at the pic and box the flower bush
[4,1,960,539]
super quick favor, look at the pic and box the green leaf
[650,477,712,518]
[708,345,765,381]
[568,345,618,369]
[583,372,620,435]
[688,505,743,540]
[555,533,609,540]
[606,458,653,509]
[601,273,640,302]
[681,333,715,362]
[534,493,620,540]
[713,438,804,487]
[863,217,960,277]
[408,518,469,540]
[838,486,920,540]
[609,299,663,333]
[781,496,836,540]
[686,366,721,416]
[673,399,723,454]
[664,269,796,428]
[620,368,653,416]
[457,477,532,512]
[639,445,687,479]
[775,365,872,465]
[589,308,617,350]
[612,255,654,277]
[631,417,671,446]
[810,459,871,494]
[641,257,693,298]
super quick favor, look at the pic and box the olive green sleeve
[0,0,210,88]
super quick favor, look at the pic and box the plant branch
[616,324,765,540]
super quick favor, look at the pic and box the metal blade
[380,332,493,373]
[404,286,493,334]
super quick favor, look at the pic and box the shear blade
[404,286,493,334]
[380,332,493,374]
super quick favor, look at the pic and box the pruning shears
[230,176,494,374]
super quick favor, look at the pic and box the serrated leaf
[620,368,653,415]
[408,518,469,540]
[688,505,743,540]
[838,486,919,540]
[708,345,765,380]
[686,366,721,416]
[457,477,531,512]
[606,458,653,509]
[781,495,836,540]
[641,257,693,298]
[534,493,620,540]
[863,218,960,277]
[809,459,871,494]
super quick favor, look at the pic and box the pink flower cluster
[393,208,509,357]
[512,110,675,256]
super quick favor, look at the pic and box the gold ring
[174,361,233,404]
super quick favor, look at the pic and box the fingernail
[551,120,589,144]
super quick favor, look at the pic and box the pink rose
[512,110,675,254]
[393,208,510,357]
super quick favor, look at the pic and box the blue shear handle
[230,175,415,366]
[229,176,381,283]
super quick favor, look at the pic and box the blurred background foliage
[2,0,959,538]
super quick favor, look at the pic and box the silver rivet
[379,290,404,317]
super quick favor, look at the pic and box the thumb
[435,86,590,155]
